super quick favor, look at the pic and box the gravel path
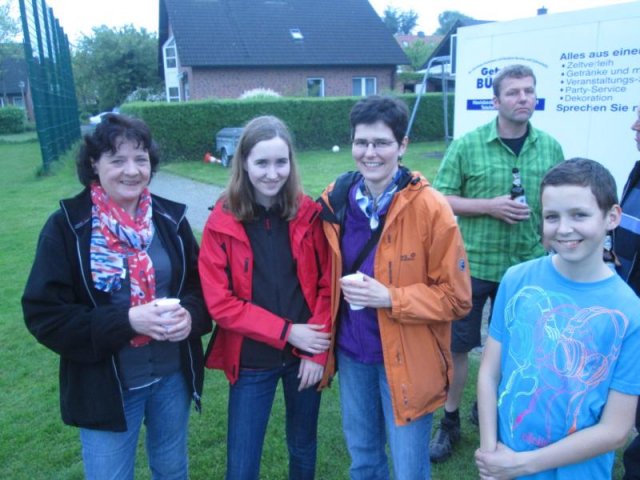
[150,171,223,232]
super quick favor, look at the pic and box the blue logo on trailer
[466,98,546,111]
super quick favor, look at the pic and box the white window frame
[168,87,180,102]
[164,39,177,69]
[307,77,325,97]
[352,77,377,96]
[163,36,182,102]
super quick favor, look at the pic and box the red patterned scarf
[90,182,155,347]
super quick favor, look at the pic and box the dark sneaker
[429,416,461,463]
[469,400,479,426]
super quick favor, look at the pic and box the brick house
[158,0,409,101]
[0,57,33,121]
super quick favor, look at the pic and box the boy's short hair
[349,95,408,145]
[540,158,618,212]
[492,65,536,97]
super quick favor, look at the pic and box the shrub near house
[121,93,453,161]
[0,107,25,134]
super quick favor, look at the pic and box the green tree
[434,10,476,35]
[0,1,21,106]
[73,25,160,113]
[0,1,19,43]
[382,7,419,35]
[403,39,436,71]
[382,6,400,34]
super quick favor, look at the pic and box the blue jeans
[80,372,190,480]
[337,351,433,480]
[226,361,322,480]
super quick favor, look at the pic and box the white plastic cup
[156,297,180,317]
[341,273,365,310]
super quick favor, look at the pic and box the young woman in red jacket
[199,116,331,480]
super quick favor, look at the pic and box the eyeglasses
[352,139,396,151]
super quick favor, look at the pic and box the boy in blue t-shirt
[476,158,640,479]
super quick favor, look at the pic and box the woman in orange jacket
[318,96,472,480]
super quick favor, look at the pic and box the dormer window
[164,38,177,69]
[290,28,303,40]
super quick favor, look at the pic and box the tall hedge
[121,94,453,162]
[0,107,25,134]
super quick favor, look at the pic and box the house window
[164,39,177,69]
[168,87,180,102]
[307,78,324,97]
[352,77,376,96]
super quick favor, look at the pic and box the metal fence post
[19,0,80,173]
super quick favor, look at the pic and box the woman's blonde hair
[225,115,302,221]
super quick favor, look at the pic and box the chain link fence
[19,0,80,172]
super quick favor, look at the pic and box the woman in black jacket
[22,114,210,479]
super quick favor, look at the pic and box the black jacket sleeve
[22,211,136,363]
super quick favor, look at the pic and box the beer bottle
[510,168,527,205]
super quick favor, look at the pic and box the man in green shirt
[430,64,564,462]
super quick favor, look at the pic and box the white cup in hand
[156,297,180,317]
[341,273,365,310]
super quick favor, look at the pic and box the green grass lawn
[0,136,627,479]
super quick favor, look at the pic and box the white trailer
[452,2,640,194]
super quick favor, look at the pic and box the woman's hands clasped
[298,359,324,391]
[128,300,192,343]
[287,324,330,390]
[287,324,330,354]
